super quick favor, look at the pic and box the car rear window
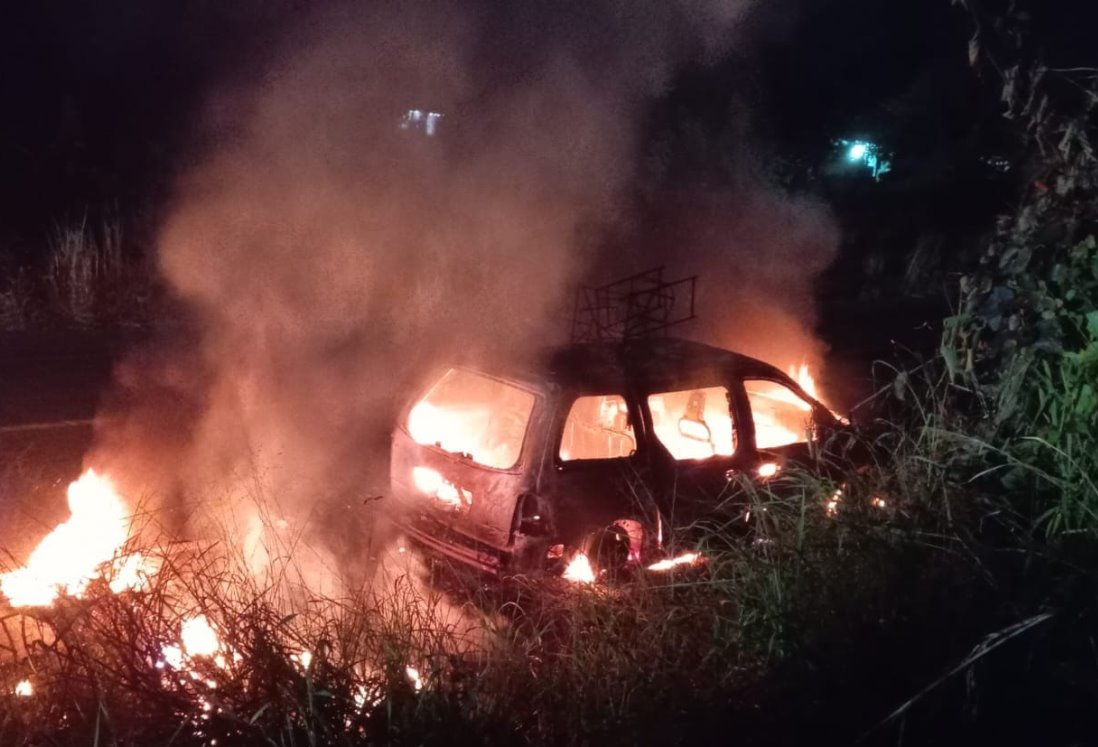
[744,379,813,448]
[406,369,536,469]
[647,386,735,460]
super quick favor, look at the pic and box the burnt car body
[390,337,845,576]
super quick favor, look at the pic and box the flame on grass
[0,470,151,608]
[757,462,780,479]
[160,614,228,672]
[13,679,32,697]
[647,552,704,572]
[563,553,596,584]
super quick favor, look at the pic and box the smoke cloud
[90,0,837,586]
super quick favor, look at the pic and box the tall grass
[0,216,151,330]
[2,362,1096,744]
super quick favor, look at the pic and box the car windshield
[406,369,536,469]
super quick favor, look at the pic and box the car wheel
[560,518,647,584]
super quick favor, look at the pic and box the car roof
[482,337,812,401]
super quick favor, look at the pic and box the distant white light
[425,112,441,136]
[847,142,868,161]
[401,108,444,137]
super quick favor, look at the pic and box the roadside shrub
[45,217,125,325]
[0,215,153,331]
[0,268,34,330]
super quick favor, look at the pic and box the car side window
[647,386,736,460]
[744,379,815,448]
[559,394,636,461]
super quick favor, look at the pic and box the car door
[541,388,660,550]
[641,380,756,528]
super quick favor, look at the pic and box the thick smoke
[91,0,836,586]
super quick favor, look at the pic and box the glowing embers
[411,467,472,511]
[405,665,424,693]
[824,487,887,518]
[0,469,154,608]
[646,552,704,572]
[757,462,781,479]
[826,488,843,517]
[293,650,313,671]
[562,553,596,584]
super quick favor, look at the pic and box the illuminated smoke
[88,0,837,594]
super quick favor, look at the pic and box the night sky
[1,0,1095,258]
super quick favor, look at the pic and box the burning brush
[0,470,158,608]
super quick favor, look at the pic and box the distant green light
[834,138,892,181]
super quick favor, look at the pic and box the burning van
[390,336,847,579]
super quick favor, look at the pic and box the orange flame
[562,553,596,584]
[646,552,704,572]
[161,614,226,673]
[0,470,147,607]
[405,665,424,692]
[181,614,220,658]
[757,462,780,479]
[789,363,819,401]
[790,362,847,423]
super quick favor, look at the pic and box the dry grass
[0,216,152,330]
[0,371,1095,745]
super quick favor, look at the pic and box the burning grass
[0,537,486,746]
[0,527,767,746]
[1,370,1096,744]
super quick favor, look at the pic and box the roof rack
[570,267,697,343]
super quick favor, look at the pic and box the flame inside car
[0,470,153,608]
[411,466,470,510]
[741,363,845,450]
